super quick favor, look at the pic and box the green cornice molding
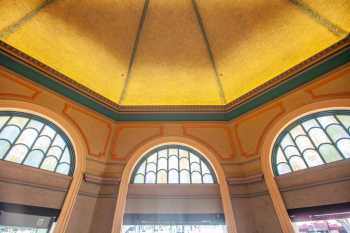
[0,38,349,121]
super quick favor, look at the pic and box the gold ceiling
[0,0,349,106]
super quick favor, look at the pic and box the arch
[260,98,350,233]
[0,99,87,233]
[111,136,238,233]
[131,144,217,184]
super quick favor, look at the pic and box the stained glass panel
[273,110,350,176]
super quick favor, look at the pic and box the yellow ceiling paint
[0,0,348,106]
[123,0,222,105]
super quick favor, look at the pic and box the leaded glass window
[0,112,74,176]
[131,145,216,184]
[273,110,350,176]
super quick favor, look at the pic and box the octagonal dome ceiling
[0,0,349,106]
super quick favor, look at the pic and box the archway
[260,98,350,233]
[111,136,238,233]
[0,99,87,233]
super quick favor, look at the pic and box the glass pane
[302,119,318,131]
[41,125,56,138]
[133,174,145,184]
[146,163,156,173]
[158,158,167,171]
[277,163,292,175]
[168,148,178,156]
[41,157,58,171]
[32,136,51,152]
[179,149,188,158]
[276,147,286,163]
[27,119,44,131]
[0,125,21,143]
[0,116,10,129]
[280,134,294,149]
[180,170,190,183]
[8,116,29,129]
[201,162,210,174]
[56,163,70,175]
[179,158,189,170]
[191,162,201,173]
[51,135,66,148]
[290,125,305,139]
[5,144,28,163]
[136,162,146,175]
[191,172,202,183]
[337,114,350,130]
[145,172,156,184]
[168,170,179,184]
[317,115,338,128]
[60,147,70,164]
[295,136,314,153]
[47,147,63,159]
[319,144,343,163]
[16,128,38,147]
[147,154,157,164]
[337,138,350,158]
[308,128,331,147]
[303,150,324,167]
[326,125,349,142]
[203,174,214,183]
[289,156,307,171]
[284,146,300,158]
[190,153,200,163]
[158,149,168,159]
[157,170,167,184]
[23,150,44,168]
[168,155,178,170]
[0,140,11,159]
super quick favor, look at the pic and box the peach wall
[0,63,349,179]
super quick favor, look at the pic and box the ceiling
[0,0,349,106]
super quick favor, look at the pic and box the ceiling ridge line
[0,0,55,40]
[191,0,227,105]
[118,0,150,105]
[289,0,348,38]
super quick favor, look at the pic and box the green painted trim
[0,47,349,121]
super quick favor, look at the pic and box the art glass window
[131,145,216,184]
[0,111,74,176]
[273,110,350,176]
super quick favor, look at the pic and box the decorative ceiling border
[0,36,349,121]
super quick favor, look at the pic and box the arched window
[273,110,350,176]
[131,145,216,184]
[0,111,74,175]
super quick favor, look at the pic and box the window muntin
[0,112,74,176]
[273,110,350,176]
[131,145,216,184]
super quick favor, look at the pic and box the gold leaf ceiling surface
[0,0,349,106]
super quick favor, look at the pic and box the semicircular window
[131,145,217,184]
[0,111,74,176]
[273,110,350,176]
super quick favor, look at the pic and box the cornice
[0,36,349,121]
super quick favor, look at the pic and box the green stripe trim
[0,47,349,121]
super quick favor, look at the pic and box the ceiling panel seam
[289,0,348,38]
[0,0,55,40]
[191,0,227,105]
[118,0,150,105]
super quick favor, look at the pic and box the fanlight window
[0,112,74,176]
[131,145,216,184]
[273,110,350,176]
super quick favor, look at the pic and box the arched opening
[111,137,237,233]
[260,99,350,233]
[0,99,87,233]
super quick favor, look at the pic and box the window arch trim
[272,109,350,176]
[131,144,218,184]
[0,111,75,176]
